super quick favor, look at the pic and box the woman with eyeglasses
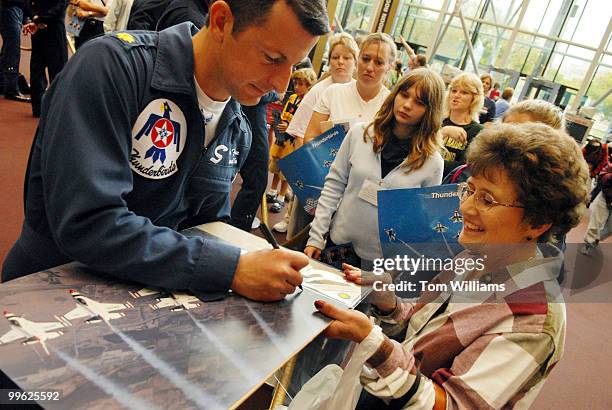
[309,123,590,409]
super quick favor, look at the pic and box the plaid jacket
[361,244,565,409]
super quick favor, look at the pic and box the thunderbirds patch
[130,99,187,179]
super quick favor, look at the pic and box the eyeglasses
[457,182,524,212]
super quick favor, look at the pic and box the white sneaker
[273,220,288,233]
[251,217,261,230]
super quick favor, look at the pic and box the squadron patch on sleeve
[130,99,187,179]
[115,32,136,44]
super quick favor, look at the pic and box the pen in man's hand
[259,223,303,291]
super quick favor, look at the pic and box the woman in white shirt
[279,33,396,239]
[273,32,359,233]
[303,32,397,144]
[304,68,446,269]
[104,0,133,32]
[285,32,359,141]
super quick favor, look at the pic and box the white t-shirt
[313,81,390,127]
[194,76,230,147]
[103,0,134,32]
[286,77,356,139]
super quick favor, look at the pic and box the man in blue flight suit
[3,0,329,302]
[152,0,276,232]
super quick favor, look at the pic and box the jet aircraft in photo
[0,310,65,354]
[58,290,134,324]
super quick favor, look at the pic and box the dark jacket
[29,0,68,24]
[231,91,280,231]
[126,0,169,30]
[3,24,252,301]
[150,0,268,231]
[155,0,208,31]
[479,96,496,124]
[2,0,30,20]
[2,0,28,9]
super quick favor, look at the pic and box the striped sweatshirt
[359,244,566,409]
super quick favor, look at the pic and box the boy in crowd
[267,67,317,213]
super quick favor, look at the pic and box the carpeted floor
[0,98,37,263]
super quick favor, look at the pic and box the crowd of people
[305,68,445,270]
[1,0,607,408]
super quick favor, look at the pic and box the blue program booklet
[377,184,464,260]
[66,7,85,36]
[278,125,346,215]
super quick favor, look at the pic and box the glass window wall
[544,45,596,89]
[560,0,609,48]
[370,1,610,137]
[337,0,379,32]
[585,50,612,138]
[482,0,520,26]
[520,0,570,35]
[454,0,486,20]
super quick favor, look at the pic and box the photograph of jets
[0,287,203,353]
[0,310,65,354]
[57,290,134,325]
[129,288,201,311]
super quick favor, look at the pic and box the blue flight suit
[3,23,251,301]
[231,91,279,231]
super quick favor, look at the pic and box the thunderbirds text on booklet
[278,125,346,215]
[377,184,464,261]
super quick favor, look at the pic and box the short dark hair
[466,123,590,241]
[214,0,330,36]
